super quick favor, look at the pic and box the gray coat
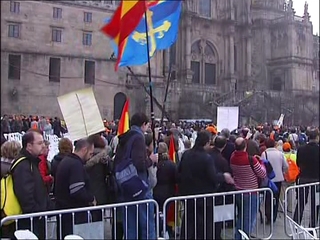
[1,157,13,178]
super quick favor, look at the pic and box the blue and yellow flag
[108,0,182,67]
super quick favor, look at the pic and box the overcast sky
[294,0,319,35]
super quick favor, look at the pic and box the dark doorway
[114,92,127,120]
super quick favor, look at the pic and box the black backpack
[105,158,118,204]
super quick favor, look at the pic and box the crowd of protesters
[1,112,319,239]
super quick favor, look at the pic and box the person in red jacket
[38,140,53,192]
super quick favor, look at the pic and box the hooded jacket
[85,147,112,205]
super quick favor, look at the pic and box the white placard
[277,113,285,127]
[57,87,105,141]
[217,106,239,132]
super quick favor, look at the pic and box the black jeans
[180,199,214,240]
[1,222,16,239]
[265,181,282,222]
[293,180,319,228]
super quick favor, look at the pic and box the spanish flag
[117,99,130,135]
[101,0,160,70]
[167,134,177,228]
[168,134,176,163]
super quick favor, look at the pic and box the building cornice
[34,0,117,13]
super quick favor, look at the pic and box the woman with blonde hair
[1,140,21,178]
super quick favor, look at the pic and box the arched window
[272,77,282,91]
[199,0,211,18]
[191,40,218,85]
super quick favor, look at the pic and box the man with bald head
[234,137,246,151]
[230,137,266,239]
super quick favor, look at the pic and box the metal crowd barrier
[162,188,274,240]
[1,199,159,240]
[284,181,320,237]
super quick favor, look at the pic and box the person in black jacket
[54,138,95,239]
[293,129,320,228]
[220,128,235,164]
[153,142,177,238]
[52,117,62,138]
[178,131,234,239]
[208,136,235,239]
[51,137,73,193]
[12,129,54,239]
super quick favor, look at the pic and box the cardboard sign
[57,87,105,141]
[217,106,239,132]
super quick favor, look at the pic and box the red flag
[117,99,130,135]
[167,134,177,227]
[168,134,176,163]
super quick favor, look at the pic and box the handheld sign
[57,87,105,141]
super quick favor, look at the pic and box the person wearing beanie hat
[206,126,217,136]
[282,142,291,152]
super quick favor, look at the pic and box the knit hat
[283,142,291,151]
[206,126,217,135]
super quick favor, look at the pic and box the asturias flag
[110,0,182,68]
[117,99,130,135]
[101,0,148,71]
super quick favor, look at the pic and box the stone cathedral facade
[168,0,319,125]
[1,0,319,125]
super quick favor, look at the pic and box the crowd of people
[1,115,67,137]
[1,112,319,239]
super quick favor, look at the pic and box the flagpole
[144,5,156,150]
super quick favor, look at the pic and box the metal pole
[160,63,172,125]
[144,7,156,150]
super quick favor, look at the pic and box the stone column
[185,16,192,70]
[229,26,236,95]
[224,37,229,75]
[230,0,234,20]
[246,0,251,24]
[246,30,252,77]
[229,33,235,76]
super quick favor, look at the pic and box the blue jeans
[234,193,259,240]
[122,191,156,240]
